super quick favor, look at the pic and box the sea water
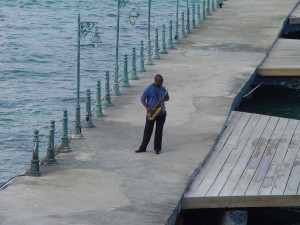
[0,0,187,185]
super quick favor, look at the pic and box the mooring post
[104,71,113,106]
[130,48,139,80]
[27,130,41,176]
[186,7,191,33]
[197,0,201,24]
[181,12,186,39]
[94,80,104,117]
[44,120,57,164]
[138,41,146,72]
[83,89,95,128]
[122,54,130,87]
[167,20,174,49]
[192,3,196,29]
[59,110,71,152]
[159,24,168,54]
[152,28,160,59]
[203,0,206,20]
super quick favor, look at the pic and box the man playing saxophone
[135,74,169,154]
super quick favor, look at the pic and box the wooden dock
[258,38,300,76]
[289,2,300,25]
[183,111,300,209]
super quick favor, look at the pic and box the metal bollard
[44,120,57,164]
[95,81,104,117]
[186,8,191,33]
[27,130,41,176]
[167,20,174,49]
[207,0,211,16]
[130,48,139,80]
[203,0,206,20]
[104,71,113,106]
[122,54,130,87]
[197,0,201,24]
[83,89,95,128]
[159,24,168,54]
[152,28,160,59]
[145,37,153,65]
[59,110,71,152]
[138,41,146,72]
[180,12,186,39]
[192,4,196,29]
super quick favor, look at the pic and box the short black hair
[154,74,163,80]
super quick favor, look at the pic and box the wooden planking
[184,112,300,209]
[182,195,300,209]
[232,116,279,196]
[186,111,242,194]
[272,122,300,195]
[258,39,300,76]
[245,118,289,196]
[289,3,300,24]
[192,113,251,196]
[219,115,269,196]
[259,119,298,195]
[206,114,260,196]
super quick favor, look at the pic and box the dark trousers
[139,115,166,151]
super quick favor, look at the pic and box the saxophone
[148,88,168,121]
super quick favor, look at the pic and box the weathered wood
[184,112,300,209]
[219,115,269,196]
[259,39,300,76]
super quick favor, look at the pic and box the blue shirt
[140,84,169,117]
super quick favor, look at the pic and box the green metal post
[145,0,153,65]
[207,0,211,15]
[27,130,41,176]
[203,0,206,20]
[114,0,121,95]
[138,41,146,72]
[104,71,113,106]
[159,25,168,54]
[167,20,174,49]
[122,54,129,86]
[45,120,57,164]
[95,80,104,117]
[180,12,186,39]
[175,0,180,43]
[192,3,196,29]
[197,0,201,24]
[83,89,94,128]
[130,48,139,80]
[212,0,215,11]
[152,28,160,59]
[187,7,191,33]
[60,110,71,152]
[73,14,83,139]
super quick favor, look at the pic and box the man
[135,74,169,154]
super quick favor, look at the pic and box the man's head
[154,74,164,87]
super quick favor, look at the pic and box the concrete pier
[0,0,298,224]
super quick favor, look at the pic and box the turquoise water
[0,0,188,185]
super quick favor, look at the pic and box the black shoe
[135,149,146,153]
[155,150,161,154]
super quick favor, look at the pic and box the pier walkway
[0,0,298,224]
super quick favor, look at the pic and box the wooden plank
[192,113,251,197]
[259,39,300,76]
[185,111,242,195]
[272,122,300,195]
[232,116,279,196]
[206,114,261,197]
[219,115,269,196]
[245,118,289,196]
[259,119,298,195]
[285,148,300,195]
[182,195,300,209]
